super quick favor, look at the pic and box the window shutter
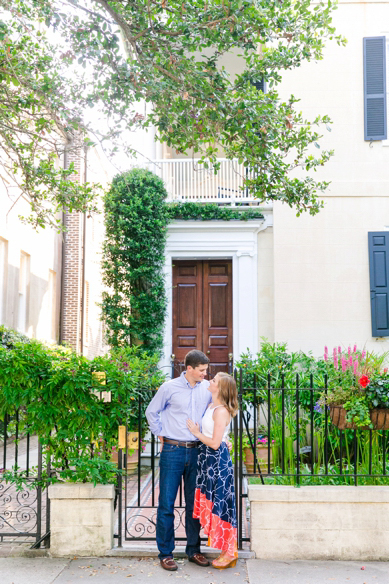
[368,232,389,336]
[364,37,387,140]
[252,79,266,92]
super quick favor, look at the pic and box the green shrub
[0,328,166,487]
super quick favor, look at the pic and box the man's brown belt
[163,438,200,448]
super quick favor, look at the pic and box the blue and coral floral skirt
[193,442,237,556]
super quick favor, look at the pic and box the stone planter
[244,446,272,474]
[249,485,389,561]
[330,405,389,430]
[48,483,114,557]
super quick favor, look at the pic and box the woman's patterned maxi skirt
[193,441,237,556]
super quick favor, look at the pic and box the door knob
[206,350,211,355]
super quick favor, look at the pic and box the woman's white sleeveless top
[201,405,230,441]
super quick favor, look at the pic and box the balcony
[147,158,259,204]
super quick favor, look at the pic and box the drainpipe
[80,146,88,355]
[59,145,69,345]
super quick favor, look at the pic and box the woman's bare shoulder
[213,406,229,421]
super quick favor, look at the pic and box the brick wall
[60,137,109,357]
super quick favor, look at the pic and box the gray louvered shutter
[253,79,266,92]
[364,37,387,140]
[368,232,389,336]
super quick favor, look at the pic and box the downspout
[80,145,88,355]
[59,145,69,344]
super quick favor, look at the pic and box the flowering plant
[321,345,389,428]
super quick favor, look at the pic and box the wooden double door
[172,259,233,378]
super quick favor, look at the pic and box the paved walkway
[1,556,389,584]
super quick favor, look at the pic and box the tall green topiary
[102,168,169,353]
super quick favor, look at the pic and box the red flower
[359,375,370,388]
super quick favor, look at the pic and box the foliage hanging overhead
[0,0,345,228]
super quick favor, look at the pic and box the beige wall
[0,183,62,342]
[273,198,389,355]
[0,145,109,356]
[258,228,275,343]
[268,0,389,356]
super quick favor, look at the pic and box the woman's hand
[187,419,200,437]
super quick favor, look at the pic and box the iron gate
[0,412,49,546]
[114,385,250,549]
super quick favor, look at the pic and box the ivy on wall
[102,169,169,352]
[166,202,264,222]
[102,169,264,353]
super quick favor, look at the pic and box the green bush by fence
[0,326,166,487]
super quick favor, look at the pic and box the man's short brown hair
[185,350,210,369]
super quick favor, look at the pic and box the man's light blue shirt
[145,372,212,441]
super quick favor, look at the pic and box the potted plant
[322,345,389,430]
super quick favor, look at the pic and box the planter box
[330,405,389,430]
[248,485,389,561]
[48,483,115,557]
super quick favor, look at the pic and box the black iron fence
[2,370,389,550]
[0,412,49,546]
[234,371,389,547]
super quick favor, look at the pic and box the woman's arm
[187,407,229,450]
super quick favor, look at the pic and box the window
[0,238,7,324]
[48,270,57,341]
[18,252,30,333]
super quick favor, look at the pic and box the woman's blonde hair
[216,372,239,417]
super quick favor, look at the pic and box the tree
[0,0,345,228]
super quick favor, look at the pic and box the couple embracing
[145,350,238,571]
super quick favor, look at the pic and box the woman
[186,372,239,569]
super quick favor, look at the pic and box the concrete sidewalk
[1,556,389,584]
[0,557,248,584]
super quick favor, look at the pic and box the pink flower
[348,356,352,366]
[353,344,357,353]
[338,346,342,354]
[353,362,358,375]
[334,355,338,370]
[361,351,366,359]
[341,357,347,372]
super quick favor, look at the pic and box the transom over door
[172,260,233,378]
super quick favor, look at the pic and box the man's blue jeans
[157,443,201,559]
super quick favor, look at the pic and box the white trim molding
[161,219,269,374]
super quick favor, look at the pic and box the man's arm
[145,384,168,438]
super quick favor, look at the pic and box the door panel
[172,260,232,378]
[172,261,203,367]
[203,260,232,377]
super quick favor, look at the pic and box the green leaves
[0,326,166,486]
[0,0,345,224]
[102,169,169,353]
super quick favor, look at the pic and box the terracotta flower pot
[244,446,272,474]
[111,447,139,474]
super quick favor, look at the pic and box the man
[146,350,212,571]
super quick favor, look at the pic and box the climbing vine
[102,169,264,353]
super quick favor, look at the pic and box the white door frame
[161,219,269,375]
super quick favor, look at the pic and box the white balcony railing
[146,158,257,203]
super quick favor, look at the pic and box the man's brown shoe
[188,553,210,567]
[160,557,178,571]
